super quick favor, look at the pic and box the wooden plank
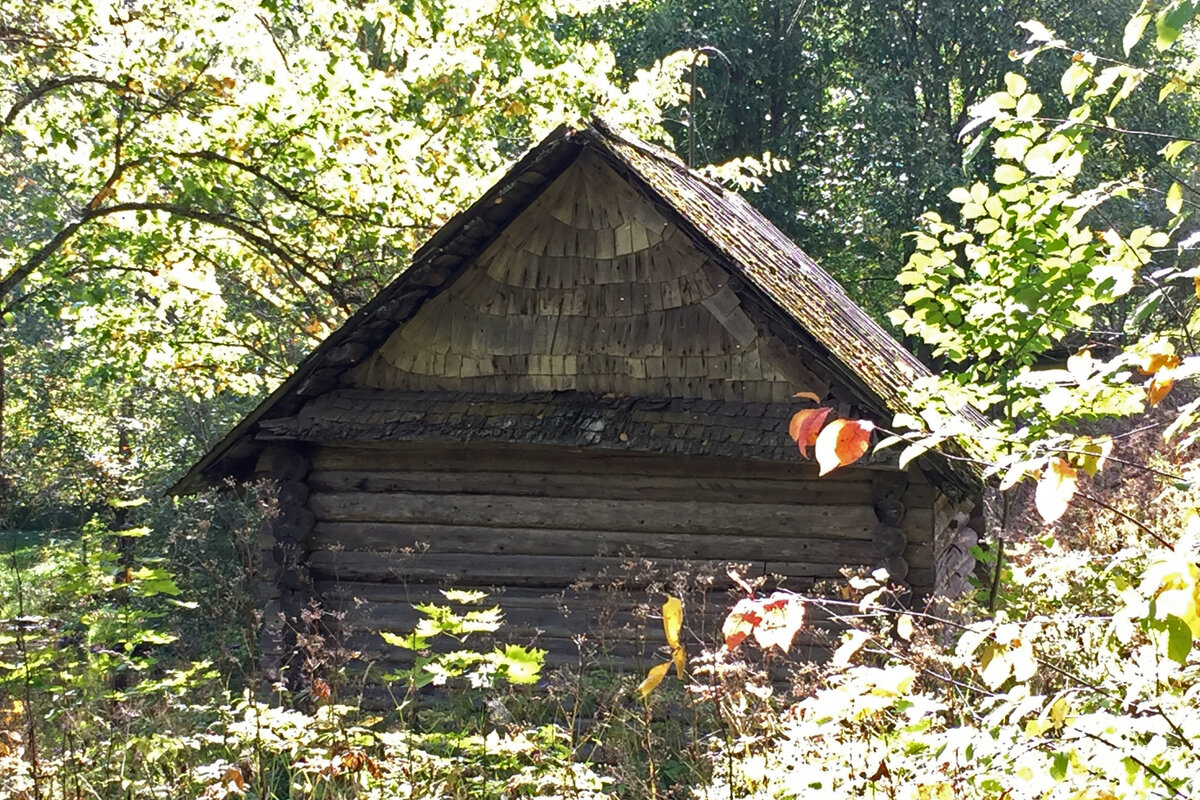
[308,550,859,586]
[311,522,883,564]
[308,491,880,539]
[338,610,839,652]
[309,443,883,481]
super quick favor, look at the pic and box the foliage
[0,0,692,514]
[579,0,1166,314]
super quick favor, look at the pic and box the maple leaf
[789,407,832,457]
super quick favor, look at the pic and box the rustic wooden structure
[175,120,980,684]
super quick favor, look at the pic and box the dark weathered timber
[309,442,882,481]
[175,122,982,498]
[307,491,881,538]
[310,522,891,563]
[307,469,877,505]
[308,550,847,587]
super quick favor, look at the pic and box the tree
[0,0,691,506]
[581,0,1173,317]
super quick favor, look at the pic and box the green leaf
[1167,181,1183,215]
[1161,140,1193,164]
[1166,614,1192,665]
[381,631,430,650]
[1061,62,1091,99]
[1050,751,1069,780]
[1123,12,1151,54]
[1156,1,1196,50]
[995,164,1026,185]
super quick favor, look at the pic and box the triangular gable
[173,121,979,496]
[342,149,823,402]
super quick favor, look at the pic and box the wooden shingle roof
[173,120,976,495]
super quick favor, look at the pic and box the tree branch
[2,75,126,130]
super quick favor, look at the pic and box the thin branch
[2,75,125,130]
[1076,490,1172,547]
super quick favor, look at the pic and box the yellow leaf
[1035,457,1077,523]
[896,613,914,641]
[636,662,671,698]
[662,596,683,650]
[1050,696,1068,730]
[1077,436,1112,477]
[793,391,821,402]
[671,645,686,679]
[979,642,1012,689]
[1167,181,1183,215]
[917,783,956,800]
[832,629,872,666]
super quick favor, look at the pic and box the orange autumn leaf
[793,391,822,403]
[1035,457,1078,523]
[1140,352,1180,375]
[815,419,876,475]
[789,407,832,457]
[1149,373,1175,406]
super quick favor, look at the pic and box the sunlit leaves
[722,592,806,653]
[788,407,832,457]
[814,419,875,475]
[638,596,686,698]
[1035,457,1078,523]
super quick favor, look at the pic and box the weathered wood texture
[302,444,938,672]
[343,150,821,404]
[254,446,316,689]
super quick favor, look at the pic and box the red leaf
[789,407,833,457]
[722,598,763,650]
[721,593,806,653]
[815,419,875,475]
[751,592,806,653]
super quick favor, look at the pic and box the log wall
[298,443,939,678]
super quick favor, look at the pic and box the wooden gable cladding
[342,149,823,404]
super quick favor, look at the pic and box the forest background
[3,0,1200,798]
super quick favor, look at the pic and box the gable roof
[173,119,978,496]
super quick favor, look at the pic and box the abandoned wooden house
[174,120,981,681]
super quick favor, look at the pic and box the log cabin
[173,119,981,686]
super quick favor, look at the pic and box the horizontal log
[324,593,839,635]
[308,550,848,587]
[310,443,891,481]
[308,491,879,539]
[311,522,886,564]
[307,469,877,505]
[900,506,934,545]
